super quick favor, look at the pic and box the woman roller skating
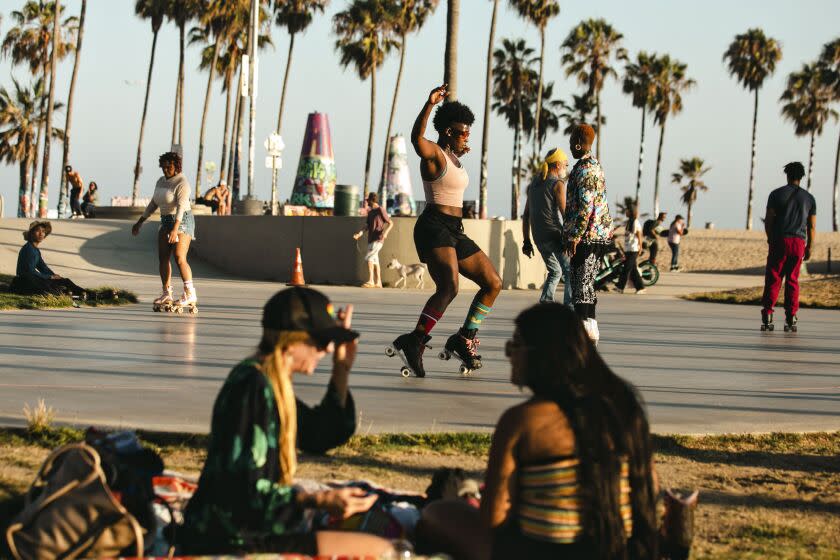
[389,84,502,377]
[132,151,199,314]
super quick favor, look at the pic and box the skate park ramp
[0,218,226,285]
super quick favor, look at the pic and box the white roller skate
[173,289,198,315]
[583,318,600,346]
[152,287,174,312]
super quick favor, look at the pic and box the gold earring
[575,144,581,151]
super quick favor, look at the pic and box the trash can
[334,184,359,216]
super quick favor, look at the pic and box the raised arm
[411,85,448,175]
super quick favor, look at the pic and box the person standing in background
[81,182,98,218]
[617,204,646,294]
[352,192,393,288]
[522,147,572,305]
[65,166,84,218]
[667,216,687,271]
[642,212,667,265]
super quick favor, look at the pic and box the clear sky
[2,0,839,230]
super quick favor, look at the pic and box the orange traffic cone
[288,247,306,286]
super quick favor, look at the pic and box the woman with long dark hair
[419,303,658,560]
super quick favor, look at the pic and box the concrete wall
[191,215,548,290]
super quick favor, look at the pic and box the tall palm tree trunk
[378,32,407,206]
[533,26,545,158]
[19,138,32,217]
[276,33,295,134]
[746,88,759,230]
[595,94,602,160]
[653,119,666,216]
[178,22,185,146]
[195,43,219,198]
[686,199,693,229]
[232,62,247,204]
[443,0,459,101]
[478,0,498,219]
[171,72,180,145]
[58,0,86,218]
[227,64,243,189]
[29,123,42,217]
[513,89,523,219]
[806,131,815,191]
[510,123,518,220]
[363,64,377,198]
[634,106,646,206]
[219,64,233,181]
[833,127,839,231]
[132,29,160,206]
[39,0,61,218]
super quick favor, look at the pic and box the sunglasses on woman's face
[450,126,470,139]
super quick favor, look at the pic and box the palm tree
[478,0,499,219]
[377,0,438,204]
[623,51,657,206]
[557,92,602,135]
[671,157,710,228]
[780,63,837,191]
[37,0,61,218]
[509,0,558,158]
[443,0,459,100]
[57,0,86,218]
[190,12,224,198]
[0,79,63,217]
[274,0,330,136]
[560,18,627,160]
[723,29,782,230]
[2,1,77,215]
[650,55,695,216]
[132,0,167,206]
[334,0,398,197]
[166,0,203,148]
[820,38,840,231]
[492,37,537,218]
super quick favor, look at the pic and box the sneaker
[393,332,431,377]
[445,331,483,370]
[635,288,647,294]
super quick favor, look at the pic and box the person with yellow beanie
[522,148,572,305]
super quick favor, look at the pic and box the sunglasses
[450,126,470,139]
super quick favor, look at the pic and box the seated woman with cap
[179,287,392,557]
[10,221,87,298]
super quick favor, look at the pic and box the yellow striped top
[516,456,633,543]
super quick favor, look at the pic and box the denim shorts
[161,211,196,239]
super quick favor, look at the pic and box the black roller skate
[784,314,798,332]
[440,330,482,377]
[387,332,431,378]
[760,309,774,331]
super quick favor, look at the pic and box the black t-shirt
[767,184,816,240]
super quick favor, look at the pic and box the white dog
[386,257,426,289]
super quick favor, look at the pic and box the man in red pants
[761,162,816,331]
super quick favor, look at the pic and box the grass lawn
[0,273,137,310]
[682,276,840,309]
[1,428,837,559]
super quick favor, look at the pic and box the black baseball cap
[262,288,359,347]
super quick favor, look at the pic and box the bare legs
[365,261,382,287]
[315,531,393,557]
[157,228,193,286]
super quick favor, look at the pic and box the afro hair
[783,161,805,182]
[432,101,475,134]
[158,151,183,174]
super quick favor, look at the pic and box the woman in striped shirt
[419,304,658,559]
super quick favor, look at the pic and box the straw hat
[24,220,52,241]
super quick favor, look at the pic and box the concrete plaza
[1,219,838,434]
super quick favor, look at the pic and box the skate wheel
[458,365,471,376]
[176,306,184,314]
[438,350,450,361]
[385,346,396,357]
[189,306,198,315]
[400,367,411,378]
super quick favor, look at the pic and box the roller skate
[783,313,797,333]
[760,309,774,332]
[173,289,198,315]
[152,287,174,312]
[386,332,431,378]
[583,318,601,345]
[439,330,482,377]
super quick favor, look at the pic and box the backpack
[5,443,144,560]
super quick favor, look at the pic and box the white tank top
[422,148,469,208]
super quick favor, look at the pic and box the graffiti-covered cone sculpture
[385,134,415,216]
[290,112,337,208]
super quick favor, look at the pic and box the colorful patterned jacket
[563,155,613,243]
[180,359,356,552]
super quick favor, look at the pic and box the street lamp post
[265,133,285,215]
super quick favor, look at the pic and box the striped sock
[416,305,443,335]
[462,296,492,332]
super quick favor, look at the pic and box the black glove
[522,240,534,258]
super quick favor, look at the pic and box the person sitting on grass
[418,303,659,560]
[10,221,87,298]
[178,287,393,558]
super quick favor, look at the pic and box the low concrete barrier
[191,215,548,290]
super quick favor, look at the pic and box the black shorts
[414,207,481,263]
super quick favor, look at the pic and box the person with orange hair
[564,124,613,344]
